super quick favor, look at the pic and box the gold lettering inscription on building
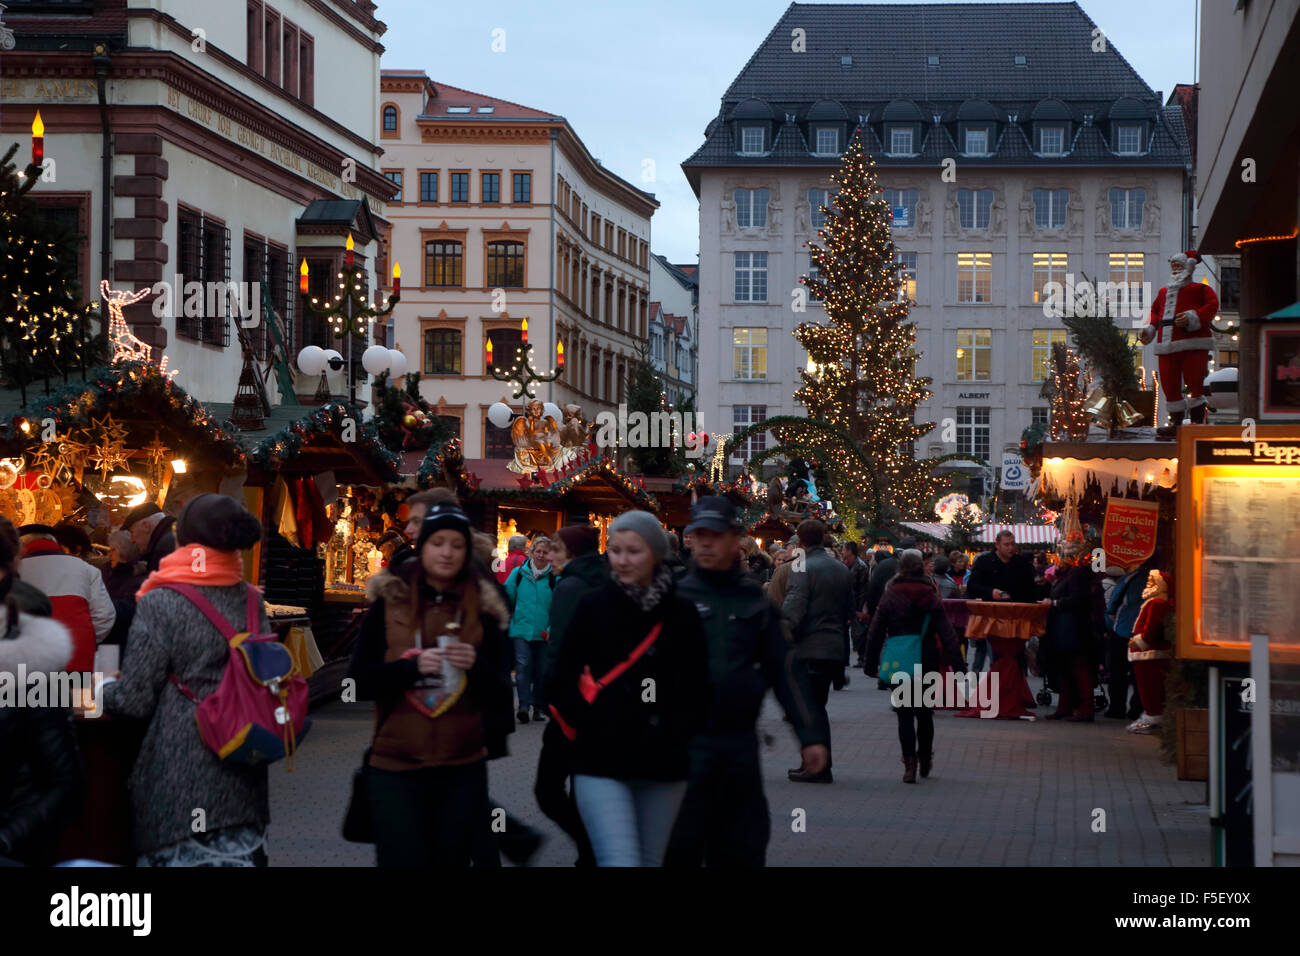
[1,78,98,100]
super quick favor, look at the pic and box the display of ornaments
[0,459,18,490]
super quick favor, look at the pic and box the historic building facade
[649,254,698,410]
[3,0,395,405]
[379,70,657,458]
[683,2,1192,486]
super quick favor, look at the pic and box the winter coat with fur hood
[0,608,85,864]
[351,562,515,767]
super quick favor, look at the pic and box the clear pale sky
[376,0,1199,264]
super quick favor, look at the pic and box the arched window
[382,104,398,132]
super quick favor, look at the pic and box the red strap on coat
[578,622,663,704]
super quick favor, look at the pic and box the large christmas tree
[0,142,99,396]
[794,134,939,520]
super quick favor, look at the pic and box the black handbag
[342,748,374,843]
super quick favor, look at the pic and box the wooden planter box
[1177,707,1209,781]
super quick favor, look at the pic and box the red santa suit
[1127,570,1173,726]
[1141,251,1219,418]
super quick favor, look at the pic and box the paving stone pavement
[269,674,1210,867]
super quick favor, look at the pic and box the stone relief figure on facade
[914,197,932,235]
[721,200,735,234]
[990,197,1006,234]
[1095,197,1112,237]
[1067,196,1084,235]
[767,199,783,236]
[1020,197,1037,236]
[795,195,811,235]
[944,199,959,235]
[1144,200,1161,236]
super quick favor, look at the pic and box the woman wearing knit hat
[546,511,709,866]
[349,500,515,867]
[101,494,274,865]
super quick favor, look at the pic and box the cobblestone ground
[269,676,1210,867]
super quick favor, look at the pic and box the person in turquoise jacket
[505,536,556,724]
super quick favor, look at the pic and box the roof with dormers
[682,1,1190,192]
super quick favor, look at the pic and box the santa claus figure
[1126,569,1174,734]
[1140,251,1219,439]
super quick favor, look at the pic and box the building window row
[246,1,313,106]
[555,238,649,338]
[952,326,1144,382]
[555,174,649,268]
[385,168,530,206]
[422,238,524,289]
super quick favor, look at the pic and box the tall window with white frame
[883,188,918,229]
[1109,187,1145,230]
[734,252,768,302]
[1039,126,1065,155]
[889,127,913,156]
[734,188,769,229]
[1032,252,1068,304]
[1032,188,1068,230]
[1031,329,1067,381]
[957,189,993,229]
[956,252,992,303]
[956,329,992,381]
[732,327,767,379]
[1107,252,1145,316]
[964,127,988,155]
[956,406,991,461]
[896,252,917,302]
[731,405,767,463]
[1115,124,1143,155]
[741,127,764,154]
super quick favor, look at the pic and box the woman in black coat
[865,550,965,783]
[0,516,85,866]
[546,510,709,867]
[1041,540,1099,722]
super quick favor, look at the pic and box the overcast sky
[377,0,1199,264]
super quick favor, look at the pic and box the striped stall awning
[976,523,1059,545]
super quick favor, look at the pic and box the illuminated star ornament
[100,280,177,378]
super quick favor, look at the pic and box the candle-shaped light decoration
[31,111,44,166]
[299,258,309,293]
[556,340,565,368]
[520,317,528,344]
[345,233,354,268]
[392,261,401,297]
[486,337,494,367]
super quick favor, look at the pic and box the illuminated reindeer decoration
[100,280,175,377]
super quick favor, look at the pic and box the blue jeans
[970,639,991,672]
[573,776,688,867]
[513,638,547,711]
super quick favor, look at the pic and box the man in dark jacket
[122,503,176,575]
[665,497,829,866]
[533,524,606,866]
[841,541,871,667]
[782,518,853,783]
[966,530,1038,603]
[867,539,914,616]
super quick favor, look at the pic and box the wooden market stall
[232,400,403,701]
[419,437,659,550]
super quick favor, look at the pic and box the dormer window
[889,127,914,156]
[1115,124,1143,154]
[814,127,839,156]
[447,106,471,114]
[926,55,939,66]
[1014,55,1027,67]
[741,127,765,154]
[964,128,989,155]
[1039,127,1065,155]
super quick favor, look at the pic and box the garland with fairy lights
[794,134,940,517]
[670,472,758,502]
[249,401,400,481]
[3,361,245,468]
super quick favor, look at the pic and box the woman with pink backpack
[102,494,274,866]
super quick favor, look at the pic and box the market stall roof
[0,362,245,471]
[643,474,759,528]
[418,439,658,512]
[898,521,1060,547]
[228,401,401,487]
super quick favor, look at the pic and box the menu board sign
[1178,427,1300,663]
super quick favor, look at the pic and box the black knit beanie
[175,494,262,552]
[416,501,473,555]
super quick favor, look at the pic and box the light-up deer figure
[99,280,175,378]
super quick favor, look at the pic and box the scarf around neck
[614,563,674,613]
[137,545,248,599]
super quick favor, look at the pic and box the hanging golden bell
[1083,389,1114,421]
[1115,400,1143,428]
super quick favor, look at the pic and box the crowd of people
[1,485,1160,869]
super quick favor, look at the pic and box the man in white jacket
[17,524,115,672]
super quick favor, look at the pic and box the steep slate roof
[682,1,1190,189]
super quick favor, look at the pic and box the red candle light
[520,317,528,344]
[31,112,44,167]
[556,340,565,368]
[391,261,401,297]
[486,337,494,366]
[345,232,354,268]
[299,258,309,293]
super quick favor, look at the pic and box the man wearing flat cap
[665,497,829,867]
